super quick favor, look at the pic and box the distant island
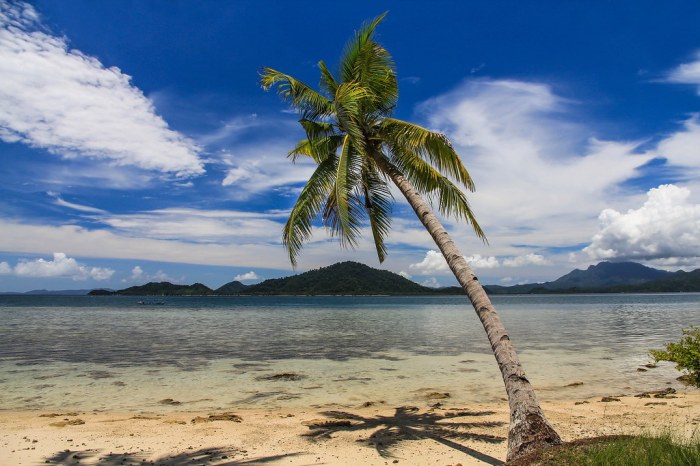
[86,260,700,297]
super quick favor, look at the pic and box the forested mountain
[86,261,700,296]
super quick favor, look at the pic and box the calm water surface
[0,294,698,411]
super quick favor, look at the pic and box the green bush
[650,326,700,387]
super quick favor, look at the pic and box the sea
[0,293,698,413]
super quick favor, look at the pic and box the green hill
[215,280,249,294]
[242,261,436,295]
[89,282,215,296]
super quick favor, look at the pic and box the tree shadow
[41,447,304,465]
[302,405,506,465]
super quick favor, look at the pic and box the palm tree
[261,13,561,461]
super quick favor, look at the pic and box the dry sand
[1,389,698,465]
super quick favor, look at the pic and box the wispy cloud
[666,51,700,94]
[0,252,114,280]
[0,1,204,176]
[47,191,107,214]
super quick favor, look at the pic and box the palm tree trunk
[378,158,562,461]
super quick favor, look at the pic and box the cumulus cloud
[666,51,700,93]
[130,266,144,281]
[234,271,259,281]
[6,252,114,280]
[584,184,700,265]
[409,250,449,274]
[465,254,500,269]
[409,250,550,275]
[0,1,204,176]
[398,270,412,280]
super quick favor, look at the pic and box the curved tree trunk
[378,158,562,461]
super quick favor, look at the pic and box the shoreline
[2,390,698,465]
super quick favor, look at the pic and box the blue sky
[1,1,700,292]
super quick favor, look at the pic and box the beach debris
[302,418,353,428]
[191,412,242,424]
[158,398,182,405]
[600,397,621,402]
[637,368,648,372]
[164,419,187,425]
[574,401,589,405]
[130,415,160,420]
[634,387,676,398]
[49,419,85,427]
[425,391,450,400]
[644,402,668,406]
[256,372,307,381]
[565,382,584,387]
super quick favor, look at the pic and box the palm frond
[318,60,339,96]
[381,145,486,242]
[333,135,363,247]
[288,136,343,163]
[340,12,388,84]
[362,164,393,262]
[283,155,338,266]
[260,67,334,120]
[379,118,474,191]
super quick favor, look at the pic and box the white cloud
[419,79,652,251]
[130,266,144,281]
[408,249,552,276]
[0,261,11,274]
[502,253,550,267]
[657,115,700,169]
[666,51,700,94]
[421,277,441,288]
[464,254,500,269]
[409,250,448,274]
[95,207,289,244]
[398,270,412,280]
[8,252,114,280]
[233,271,259,281]
[584,184,700,265]
[48,192,107,214]
[220,142,315,197]
[0,1,204,176]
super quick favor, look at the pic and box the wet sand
[2,389,698,465]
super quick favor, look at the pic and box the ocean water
[0,294,698,412]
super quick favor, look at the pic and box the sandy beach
[2,389,698,465]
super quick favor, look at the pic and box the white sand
[2,390,698,465]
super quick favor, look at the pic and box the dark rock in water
[191,412,242,424]
[158,398,181,405]
[637,368,648,372]
[634,387,676,398]
[256,373,306,382]
[600,397,621,402]
[644,363,657,369]
[49,419,85,427]
[425,392,450,400]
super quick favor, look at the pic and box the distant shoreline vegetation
[85,261,700,297]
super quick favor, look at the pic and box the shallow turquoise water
[0,294,698,411]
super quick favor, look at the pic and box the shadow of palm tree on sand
[41,447,303,465]
[303,405,506,465]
